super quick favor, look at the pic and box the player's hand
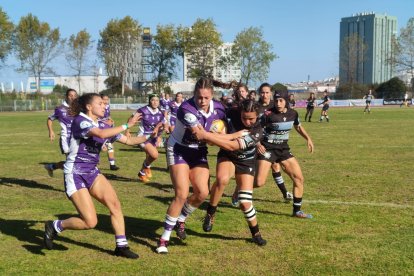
[49,131,55,142]
[257,143,266,155]
[307,139,314,153]
[127,112,142,128]
[193,124,206,140]
[234,129,249,138]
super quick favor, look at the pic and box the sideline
[305,199,414,209]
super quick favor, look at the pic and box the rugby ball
[209,119,226,133]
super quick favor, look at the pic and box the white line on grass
[305,199,414,209]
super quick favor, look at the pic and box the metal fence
[0,99,64,112]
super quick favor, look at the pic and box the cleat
[156,238,169,254]
[44,221,57,250]
[252,232,267,246]
[175,221,187,240]
[143,167,152,178]
[231,193,239,207]
[293,210,313,219]
[44,164,54,177]
[110,165,120,171]
[202,214,215,232]
[138,173,150,183]
[284,192,293,203]
[114,246,139,259]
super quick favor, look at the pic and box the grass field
[0,107,413,275]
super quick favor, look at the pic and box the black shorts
[217,150,256,176]
[257,147,294,163]
[366,100,371,104]
[322,105,330,111]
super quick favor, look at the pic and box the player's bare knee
[84,216,98,229]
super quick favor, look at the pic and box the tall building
[339,13,397,85]
[183,42,241,83]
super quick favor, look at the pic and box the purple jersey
[160,98,172,112]
[168,100,182,126]
[102,104,111,121]
[48,101,74,153]
[64,113,121,173]
[135,105,166,137]
[170,98,226,148]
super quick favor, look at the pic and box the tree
[184,18,222,80]
[98,16,142,96]
[376,77,406,98]
[0,7,14,67]
[149,24,179,93]
[272,82,288,93]
[226,27,276,86]
[339,33,368,86]
[390,18,414,90]
[104,76,122,94]
[13,13,64,92]
[66,29,93,94]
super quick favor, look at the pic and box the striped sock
[272,172,287,197]
[161,215,178,241]
[115,235,128,248]
[293,197,302,213]
[53,220,64,233]
[177,202,197,222]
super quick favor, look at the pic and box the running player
[199,99,266,246]
[156,78,230,254]
[126,94,166,183]
[319,90,330,122]
[99,93,119,170]
[43,93,156,259]
[44,89,78,176]
[257,84,292,203]
[288,93,296,108]
[305,92,316,122]
[363,90,374,114]
[256,91,314,218]
[167,92,184,134]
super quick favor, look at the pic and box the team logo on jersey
[184,113,198,124]
[80,120,92,129]
[283,117,287,121]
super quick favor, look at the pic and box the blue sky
[0,0,413,88]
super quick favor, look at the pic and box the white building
[183,42,241,83]
[27,75,108,94]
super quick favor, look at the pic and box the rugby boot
[252,232,267,246]
[293,210,313,219]
[44,221,57,250]
[202,213,215,232]
[175,221,187,240]
[156,238,169,254]
[114,246,139,259]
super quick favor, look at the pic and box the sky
[0,0,413,89]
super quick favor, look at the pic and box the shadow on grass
[102,173,136,183]
[0,218,112,256]
[0,177,63,192]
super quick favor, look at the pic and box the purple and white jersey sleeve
[170,98,226,148]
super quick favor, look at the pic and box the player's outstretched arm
[47,118,55,141]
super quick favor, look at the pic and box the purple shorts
[167,142,208,169]
[64,167,100,197]
[169,116,177,126]
[139,136,158,148]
